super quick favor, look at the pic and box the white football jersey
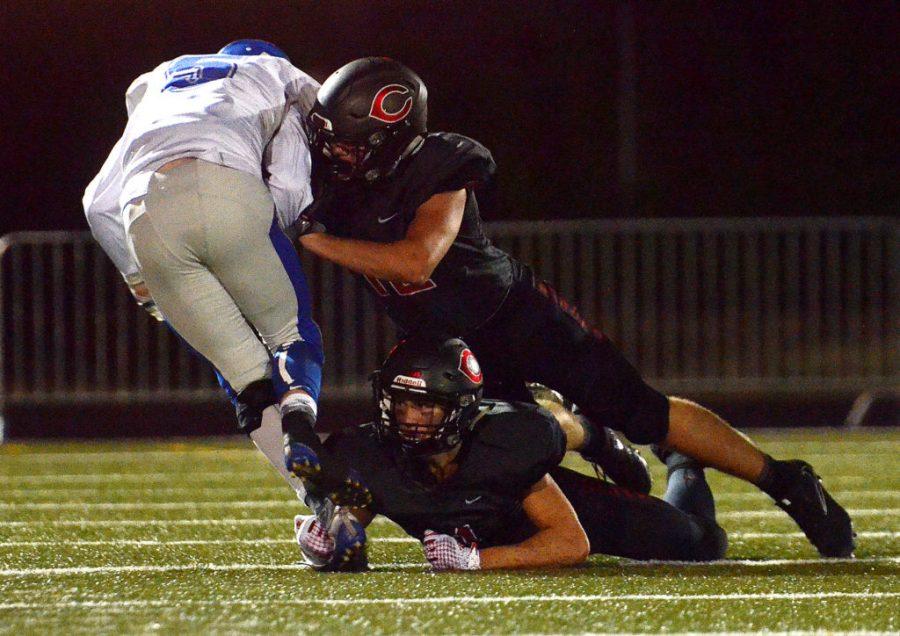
[84,53,319,277]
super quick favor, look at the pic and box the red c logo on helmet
[369,84,413,123]
[458,349,483,384]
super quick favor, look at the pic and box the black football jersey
[324,400,567,548]
[308,132,518,337]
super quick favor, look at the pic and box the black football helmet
[305,57,428,182]
[373,337,484,457]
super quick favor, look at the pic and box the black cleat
[583,427,652,495]
[527,382,653,494]
[772,460,855,558]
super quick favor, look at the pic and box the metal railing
[1,217,897,423]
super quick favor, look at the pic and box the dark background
[1,1,896,436]
[0,1,896,236]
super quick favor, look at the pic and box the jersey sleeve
[83,137,139,278]
[264,108,313,230]
[400,134,496,214]
[474,403,567,495]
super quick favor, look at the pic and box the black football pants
[466,268,670,445]
[551,466,727,561]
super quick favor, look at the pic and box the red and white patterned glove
[294,514,335,568]
[422,529,481,571]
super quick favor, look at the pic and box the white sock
[249,405,307,500]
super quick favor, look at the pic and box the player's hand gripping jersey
[84,53,319,278]
[306,133,517,337]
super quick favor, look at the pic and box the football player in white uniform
[83,40,362,507]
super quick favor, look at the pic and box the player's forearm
[299,233,432,283]
[478,525,590,570]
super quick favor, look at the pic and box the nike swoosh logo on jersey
[378,213,399,223]
[465,496,482,505]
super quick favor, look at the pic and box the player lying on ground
[290,57,854,558]
[293,337,853,571]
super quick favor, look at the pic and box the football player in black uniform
[297,337,728,571]
[293,57,854,558]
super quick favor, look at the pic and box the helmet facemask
[374,374,481,458]
[305,109,420,182]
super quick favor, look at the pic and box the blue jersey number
[163,55,237,91]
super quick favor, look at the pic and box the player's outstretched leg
[663,398,855,558]
[551,466,726,561]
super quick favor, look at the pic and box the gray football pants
[125,160,300,394]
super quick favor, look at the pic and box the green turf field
[1,429,897,634]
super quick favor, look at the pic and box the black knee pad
[619,387,670,445]
[235,379,277,435]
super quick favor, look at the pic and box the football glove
[295,514,335,568]
[294,507,369,572]
[422,529,481,571]
[123,273,164,322]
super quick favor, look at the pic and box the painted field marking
[2,449,258,462]
[0,531,896,548]
[0,486,290,499]
[0,472,264,484]
[0,591,897,608]
[2,489,897,503]
[0,469,887,486]
[0,556,896,577]
[719,508,898,520]
[2,508,899,529]
[2,497,898,517]
[4,443,897,464]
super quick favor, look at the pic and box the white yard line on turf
[1,508,898,528]
[718,508,898,520]
[0,591,897,608]
[0,487,289,498]
[0,531,897,548]
[3,449,257,461]
[2,489,898,502]
[0,557,896,577]
[0,472,253,484]
[5,445,898,463]
[3,497,898,518]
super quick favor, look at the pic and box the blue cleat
[284,439,373,508]
[323,508,369,572]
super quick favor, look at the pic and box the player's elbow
[572,529,591,564]
[557,524,590,565]
[395,247,438,284]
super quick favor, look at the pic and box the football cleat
[773,460,855,558]
[527,382,652,494]
[284,440,373,508]
[582,427,652,495]
[325,508,369,572]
